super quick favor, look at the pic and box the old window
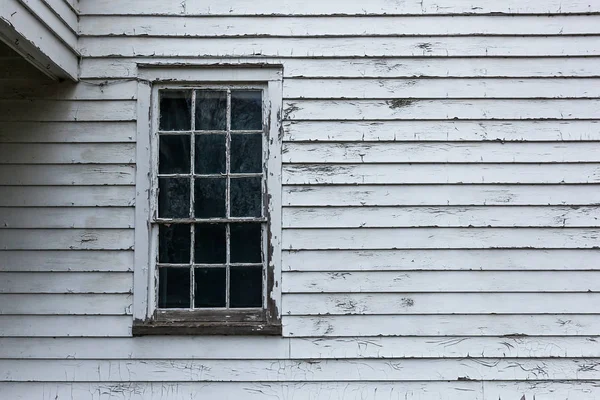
[133,67,282,335]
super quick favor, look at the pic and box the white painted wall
[2,1,600,398]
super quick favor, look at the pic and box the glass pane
[194,223,226,264]
[159,224,191,263]
[230,223,262,263]
[195,90,226,131]
[159,135,191,174]
[231,134,262,173]
[194,178,226,218]
[159,178,190,218]
[159,91,192,131]
[230,177,262,218]
[194,267,226,308]
[231,91,262,130]
[158,267,191,308]
[195,134,226,174]
[230,266,262,308]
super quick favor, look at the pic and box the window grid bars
[156,87,266,311]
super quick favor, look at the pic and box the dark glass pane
[231,91,262,130]
[159,135,190,174]
[159,224,191,263]
[194,267,226,308]
[230,266,263,308]
[194,178,226,218]
[195,91,226,130]
[231,177,262,218]
[159,91,192,131]
[195,134,226,174]
[230,223,262,263]
[231,134,262,173]
[194,223,226,264]
[158,267,191,308]
[159,178,190,218]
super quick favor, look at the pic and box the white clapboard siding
[0,272,132,294]
[0,250,134,272]
[284,78,600,99]
[0,294,132,315]
[284,315,600,336]
[79,36,600,58]
[283,164,600,185]
[283,185,600,207]
[0,79,138,100]
[283,293,600,315]
[0,143,135,164]
[283,206,600,228]
[0,316,131,337]
[282,249,600,271]
[4,358,600,382]
[2,335,599,359]
[0,122,136,143]
[284,120,600,142]
[283,228,600,250]
[0,165,135,185]
[283,142,600,163]
[289,336,600,359]
[79,0,600,15]
[283,99,600,120]
[0,208,134,228]
[283,271,600,293]
[0,100,136,122]
[4,381,600,400]
[0,186,135,207]
[0,229,134,250]
[0,337,290,359]
[79,15,600,36]
[38,0,78,32]
[18,0,77,49]
[79,57,600,79]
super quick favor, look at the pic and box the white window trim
[133,65,283,335]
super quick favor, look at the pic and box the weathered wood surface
[283,184,600,206]
[283,293,600,315]
[284,120,600,141]
[284,315,600,336]
[0,316,131,336]
[4,358,600,381]
[79,0,600,15]
[80,57,600,79]
[282,228,600,250]
[283,142,600,163]
[80,15,600,36]
[0,272,132,294]
[0,143,135,164]
[283,164,600,184]
[0,100,136,121]
[0,165,135,185]
[0,207,134,228]
[0,186,135,206]
[0,250,133,272]
[282,249,600,271]
[0,293,132,315]
[79,36,600,57]
[283,271,600,292]
[0,122,136,143]
[0,229,134,250]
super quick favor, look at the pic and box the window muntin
[155,87,267,312]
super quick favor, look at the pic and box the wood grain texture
[0,293,132,315]
[0,165,135,185]
[0,186,135,206]
[0,143,135,164]
[0,122,136,143]
[0,207,134,228]
[0,229,134,250]
[0,316,131,337]
[0,250,133,272]
[0,272,132,294]
[282,249,600,271]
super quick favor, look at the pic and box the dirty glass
[195,134,226,174]
[158,177,190,219]
[231,91,262,130]
[159,224,191,264]
[230,223,262,263]
[159,91,191,131]
[195,90,227,130]
[194,223,226,264]
[231,133,262,173]
[230,177,262,218]
[230,266,262,308]
[158,267,191,308]
[195,268,226,308]
[159,135,190,174]
[194,178,226,218]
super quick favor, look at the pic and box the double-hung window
[133,67,282,335]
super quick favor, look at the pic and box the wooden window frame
[132,65,283,336]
